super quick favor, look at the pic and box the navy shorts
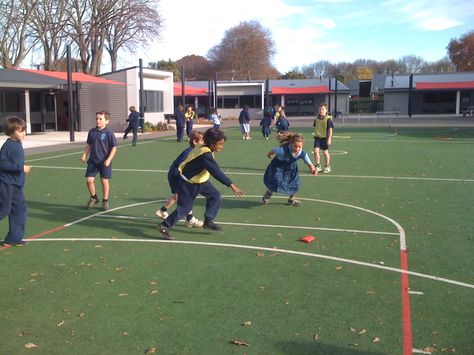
[85,161,112,179]
[314,137,329,150]
[167,171,181,194]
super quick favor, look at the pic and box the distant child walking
[123,105,140,146]
[156,130,205,228]
[260,107,273,139]
[313,103,334,173]
[210,107,221,129]
[81,111,117,211]
[262,132,317,206]
[175,104,186,142]
[275,105,289,134]
[0,117,31,246]
[238,105,251,140]
[159,128,245,240]
[185,105,196,137]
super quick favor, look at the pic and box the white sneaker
[316,164,322,172]
[156,209,169,219]
[187,216,204,228]
[323,166,331,173]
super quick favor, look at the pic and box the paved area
[1,116,473,156]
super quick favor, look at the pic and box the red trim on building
[271,86,329,94]
[17,68,127,85]
[173,83,208,96]
[416,81,474,90]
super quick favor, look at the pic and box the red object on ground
[299,235,315,243]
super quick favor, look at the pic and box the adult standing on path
[123,106,140,146]
[239,105,251,140]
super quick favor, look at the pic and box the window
[4,91,23,112]
[144,90,163,112]
[222,96,238,108]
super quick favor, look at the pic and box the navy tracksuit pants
[0,182,27,243]
[162,179,221,228]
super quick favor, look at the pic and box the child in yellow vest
[313,103,334,173]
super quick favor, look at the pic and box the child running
[156,130,205,228]
[262,132,317,206]
[0,117,32,246]
[158,128,245,240]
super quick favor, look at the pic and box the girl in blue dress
[262,132,317,206]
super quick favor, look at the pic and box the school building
[174,79,350,118]
[348,72,474,115]
[0,66,173,134]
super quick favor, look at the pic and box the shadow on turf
[274,340,386,355]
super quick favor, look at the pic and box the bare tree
[397,55,426,74]
[29,0,69,70]
[301,60,331,79]
[0,0,38,67]
[421,56,455,74]
[207,21,278,80]
[104,0,162,72]
[447,30,474,72]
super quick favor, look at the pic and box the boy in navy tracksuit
[0,117,31,246]
[81,111,117,211]
[159,128,245,240]
[123,106,140,146]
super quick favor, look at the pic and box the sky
[118,0,474,74]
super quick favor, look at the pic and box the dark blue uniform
[0,139,27,244]
[85,126,117,179]
[124,111,140,145]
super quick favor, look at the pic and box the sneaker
[2,241,25,247]
[203,220,223,231]
[86,196,99,209]
[159,224,175,240]
[316,164,322,172]
[187,216,204,228]
[288,198,301,206]
[102,201,109,211]
[262,191,272,205]
[155,209,169,219]
[123,135,128,139]
[323,166,331,173]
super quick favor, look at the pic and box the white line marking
[408,291,424,295]
[96,214,399,236]
[27,237,474,289]
[28,166,474,183]
[413,348,432,354]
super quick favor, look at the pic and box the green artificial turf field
[1,126,473,354]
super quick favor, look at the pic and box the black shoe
[123,135,127,139]
[203,220,223,231]
[159,224,175,240]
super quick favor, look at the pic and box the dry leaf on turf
[335,266,343,270]
[231,339,250,346]
[25,343,39,349]
[350,327,356,332]
[256,252,265,257]
[145,347,157,354]
[242,321,252,327]
[372,337,381,343]
[57,320,65,327]
[358,329,367,335]
[313,334,320,340]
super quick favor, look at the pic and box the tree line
[1,3,472,82]
[0,0,161,75]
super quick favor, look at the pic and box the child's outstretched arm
[309,163,317,176]
[229,183,245,197]
[266,150,275,159]
[104,146,117,167]
[81,144,91,162]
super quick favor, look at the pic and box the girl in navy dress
[262,132,317,206]
[260,108,273,139]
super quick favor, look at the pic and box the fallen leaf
[95,245,102,248]
[149,290,159,295]
[350,327,356,332]
[358,329,367,335]
[148,281,158,286]
[231,339,250,346]
[441,347,456,352]
[78,312,86,319]
[423,346,437,352]
[335,266,343,270]
[242,321,252,327]
[256,252,265,257]
[313,333,319,340]
[25,343,39,349]
[57,320,65,327]
[29,273,39,277]
[145,347,157,354]
[119,292,128,297]
[372,337,381,343]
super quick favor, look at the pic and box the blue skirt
[263,158,300,195]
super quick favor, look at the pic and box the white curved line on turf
[28,165,474,183]
[96,214,399,236]
[40,195,474,289]
[28,237,474,289]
